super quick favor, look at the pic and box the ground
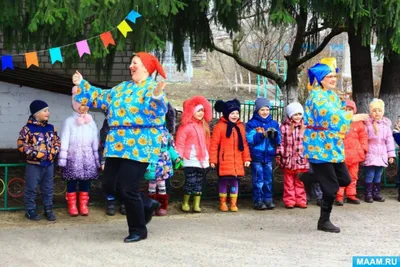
[1,191,399,267]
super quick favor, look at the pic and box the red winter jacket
[276,118,309,172]
[344,121,368,165]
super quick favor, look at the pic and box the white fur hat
[286,102,304,118]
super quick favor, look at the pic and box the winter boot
[148,193,157,215]
[181,194,191,212]
[229,194,239,212]
[79,192,90,216]
[66,192,79,216]
[119,201,126,215]
[219,193,228,212]
[156,194,169,216]
[106,199,116,216]
[346,196,361,205]
[336,188,345,206]
[372,183,385,202]
[398,188,400,202]
[43,205,56,221]
[364,183,373,203]
[192,195,202,213]
[317,200,340,233]
[25,209,40,221]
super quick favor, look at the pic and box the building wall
[0,81,105,149]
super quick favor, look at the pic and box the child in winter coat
[335,100,368,206]
[58,86,100,216]
[209,99,251,212]
[144,103,182,216]
[276,102,308,209]
[246,98,281,210]
[362,98,396,203]
[175,96,212,213]
[393,117,400,202]
[17,100,61,221]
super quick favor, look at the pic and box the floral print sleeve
[75,79,121,112]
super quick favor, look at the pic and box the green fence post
[4,166,8,209]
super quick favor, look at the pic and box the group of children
[16,87,400,221]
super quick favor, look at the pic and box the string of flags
[0,10,142,71]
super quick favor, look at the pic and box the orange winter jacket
[209,118,251,177]
[344,121,368,165]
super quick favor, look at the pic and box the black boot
[145,199,161,224]
[372,183,385,202]
[43,206,56,221]
[119,202,126,215]
[25,209,40,221]
[364,183,373,203]
[106,200,116,216]
[317,200,340,233]
[397,188,400,202]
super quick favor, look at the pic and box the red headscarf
[136,52,166,79]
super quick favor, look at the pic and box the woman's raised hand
[153,81,166,97]
[72,70,83,86]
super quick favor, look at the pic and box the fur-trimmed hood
[180,96,212,126]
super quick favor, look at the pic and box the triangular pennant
[117,20,133,38]
[100,32,116,48]
[49,47,63,64]
[126,10,142,24]
[25,52,39,68]
[76,40,91,58]
[1,55,14,71]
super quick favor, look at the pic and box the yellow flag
[25,52,39,68]
[117,20,133,38]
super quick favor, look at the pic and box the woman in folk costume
[175,96,212,213]
[276,102,309,209]
[209,99,251,212]
[362,98,396,203]
[335,100,368,206]
[302,57,369,233]
[72,52,167,243]
[59,87,100,216]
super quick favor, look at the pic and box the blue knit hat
[255,98,270,112]
[29,100,48,115]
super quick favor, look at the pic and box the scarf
[73,112,93,125]
[226,120,244,151]
[191,118,209,164]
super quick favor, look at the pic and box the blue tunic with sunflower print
[74,78,168,163]
[303,86,352,163]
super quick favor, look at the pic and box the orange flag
[25,52,39,68]
[100,32,116,48]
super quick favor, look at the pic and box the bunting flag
[117,20,133,38]
[25,52,39,68]
[1,10,142,71]
[76,40,91,58]
[100,32,116,48]
[49,47,63,64]
[126,10,142,23]
[1,55,14,71]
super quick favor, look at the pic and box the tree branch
[296,27,345,66]
[304,25,329,37]
[238,9,270,20]
[212,43,285,87]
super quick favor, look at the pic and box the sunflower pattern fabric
[303,86,352,163]
[74,78,168,163]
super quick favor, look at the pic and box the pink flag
[76,40,91,58]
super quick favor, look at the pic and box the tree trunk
[379,52,400,124]
[348,27,374,113]
[285,65,299,103]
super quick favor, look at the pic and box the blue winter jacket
[245,112,281,163]
[393,132,400,149]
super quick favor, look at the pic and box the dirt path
[0,196,399,267]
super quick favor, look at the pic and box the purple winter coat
[362,117,396,167]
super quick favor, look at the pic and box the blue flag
[1,55,14,71]
[126,10,142,23]
[49,47,63,64]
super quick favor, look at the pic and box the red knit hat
[136,52,166,79]
[346,100,357,113]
